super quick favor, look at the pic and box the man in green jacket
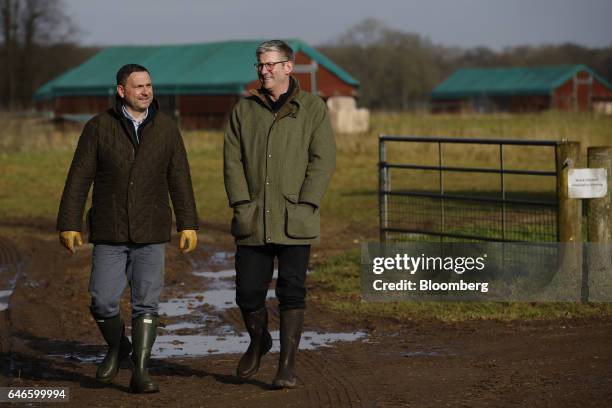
[224,40,336,388]
[57,64,198,393]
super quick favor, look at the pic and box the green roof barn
[35,39,359,128]
[431,65,612,113]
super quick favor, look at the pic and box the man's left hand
[179,229,197,253]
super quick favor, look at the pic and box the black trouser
[235,244,310,312]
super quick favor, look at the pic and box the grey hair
[256,40,295,62]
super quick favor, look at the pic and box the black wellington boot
[237,307,273,379]
[130,314,159,393]
[93,313,132,383]
[272,308,304,389]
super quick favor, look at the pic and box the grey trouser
[89,243,165,318]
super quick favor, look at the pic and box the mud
[0,220,611,407]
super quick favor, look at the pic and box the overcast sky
[63,0,612,49]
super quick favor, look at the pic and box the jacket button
[266,237,271,241]
[268,154,272,158]
[266,210,270,213]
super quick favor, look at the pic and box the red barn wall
[508,95,550,112]
[55,96,111,115]
[178,95,240,129]
[552,70,612,111]
[434,68,612,114]
[592,78,612,99]
[552,79,573,110]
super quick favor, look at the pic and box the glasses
[254,60,289,71]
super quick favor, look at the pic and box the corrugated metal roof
[431,64,612,99]
[35,39,359,101]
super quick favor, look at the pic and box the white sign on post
[568,168,608,199]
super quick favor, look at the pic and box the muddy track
[0,236,21,362]
[0,226,611,407]
[297,349,370,407]
[0,236,22,267]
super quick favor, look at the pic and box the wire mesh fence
[379,136,559,243]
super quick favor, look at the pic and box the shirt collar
[122,105,148,125]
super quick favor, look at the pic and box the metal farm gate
[378,136,560,243]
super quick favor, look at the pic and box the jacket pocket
[284,194,320,239]
[231,201,258,238]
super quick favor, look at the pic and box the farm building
[431,65,612,113]
[34,39,359,129]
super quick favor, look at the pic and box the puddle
[155,251,367,358]
[154,330,367,358]
[0,264,20,312]
[192,267,310,281]
[48,353,103,364]
[0,289,12,311]
[193,269,235,280]
[159,289,275,316]
[162,322,207,332]
[207,251,234,265]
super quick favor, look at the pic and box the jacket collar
[249,76,301,118]
[111,94,159,126]
[110,95,159,149]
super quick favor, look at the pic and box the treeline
[1,9,611,111]
[0,0,97,110]
[319,18,612,110]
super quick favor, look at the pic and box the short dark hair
[116,64,149,86]
[256,40,295,62]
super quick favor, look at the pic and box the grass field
[1,111,610,320]
[2,111,609,228]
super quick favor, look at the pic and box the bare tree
[0,0,77,109]
[1,0,19,109]
[321,18,441,110]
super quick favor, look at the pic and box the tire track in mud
[219,295,370,406]
[297,349,371,407]
[0,237,21,268]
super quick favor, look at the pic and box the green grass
[2,111,610,225]
[182,131,232,226]
[0,151,71,219]
[309,250,612,322]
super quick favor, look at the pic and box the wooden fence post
[556,141,581,242]
[554,141,582,301]
[586,146,612,301]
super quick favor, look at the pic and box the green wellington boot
[93,314,132,383]
[130,314,160,393]
[272,308,304,389]
[237,307,273,379]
